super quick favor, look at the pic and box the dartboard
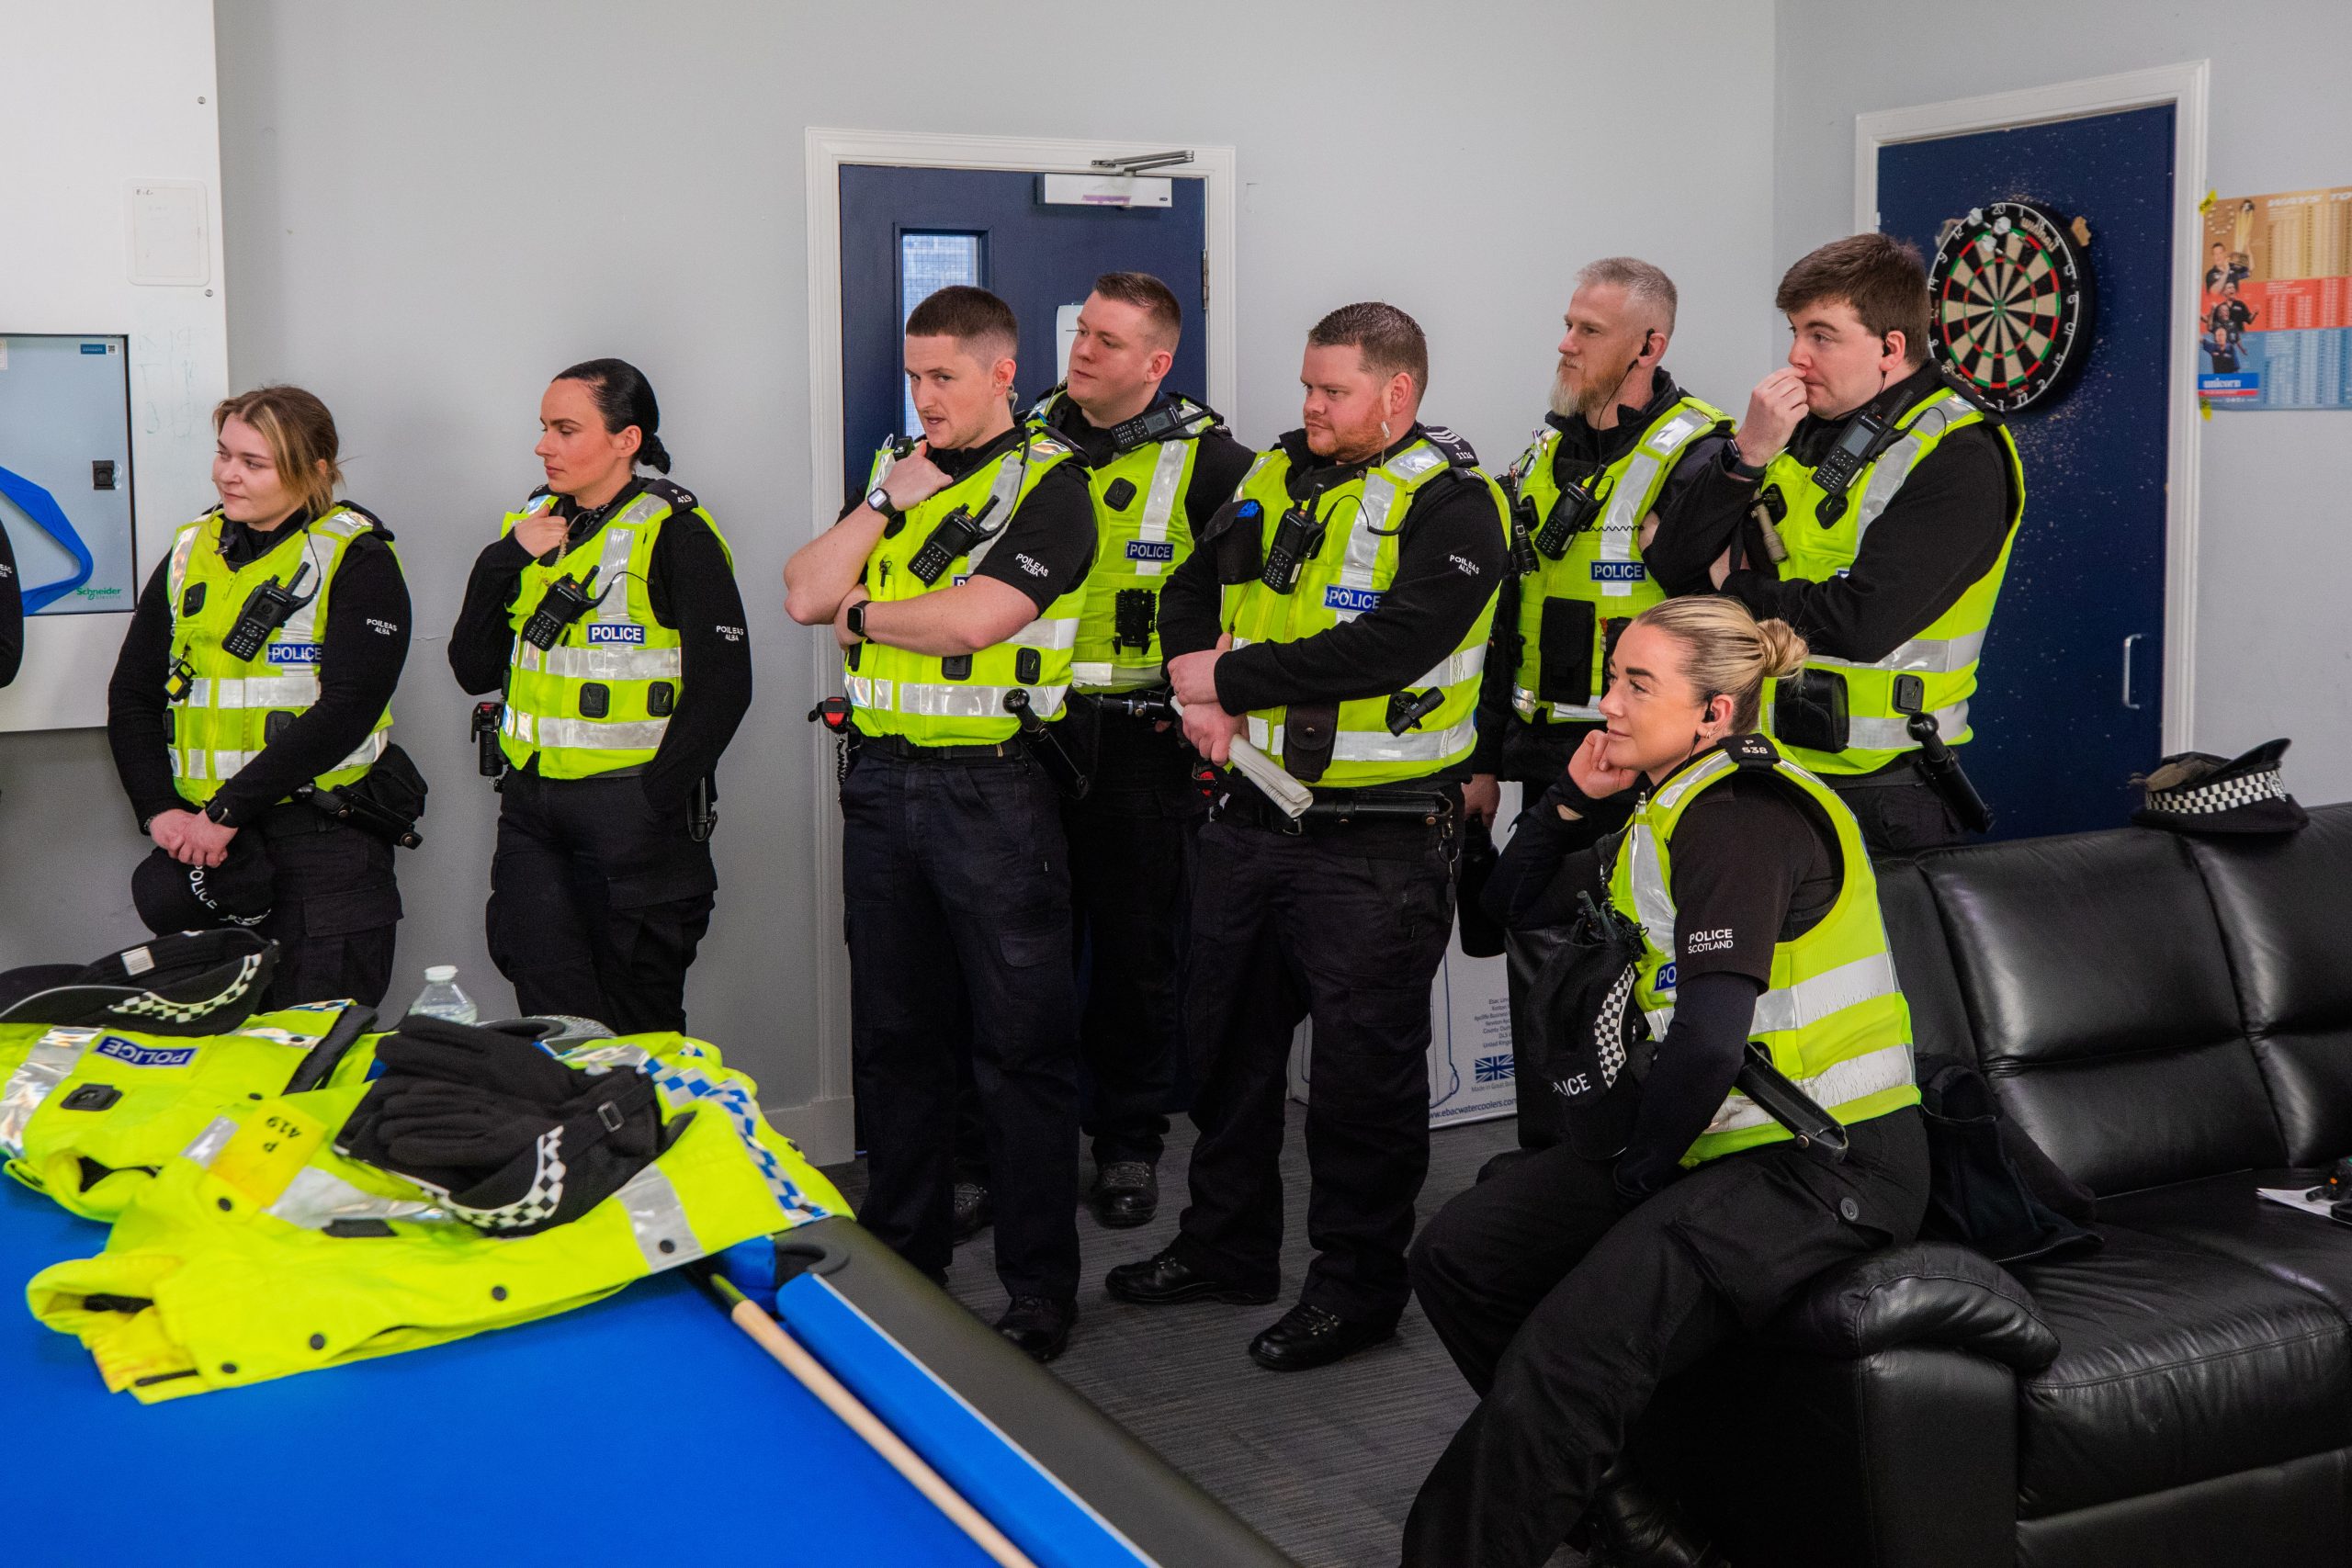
[1928,200,2094,412]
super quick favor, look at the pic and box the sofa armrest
[1761,1240,2059,1371]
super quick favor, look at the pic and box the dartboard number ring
[1928,199,2094,412]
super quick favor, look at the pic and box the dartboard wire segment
[1928,200,2093,413]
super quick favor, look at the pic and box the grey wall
[0,0,1780,1134]
[1774,0,2352,803]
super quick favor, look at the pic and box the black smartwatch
[864,484,899,520]
[845,598,870,642]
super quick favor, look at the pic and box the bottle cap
[424,964,458,984]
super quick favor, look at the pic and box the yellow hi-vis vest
[164,507,393,803]
[1026,387,1219,694]
[498,479,733,779]
[1758,383,2025,775]
[1507,396,1728,721]
[1219,432,1510,790]
[0,1002,377,1222]
[1610,736,1917,1166]
[845,429,1085,746]
[28,1033,845,1402]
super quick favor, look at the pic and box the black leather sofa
[1634,803,2352,1567]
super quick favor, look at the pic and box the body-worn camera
[520,567,608,650]
[1261,503,1325,594]
[1533,474,1606,558]
[1809,412,1891,525]
[1113,588,1156,653]
[220,560,317,661]
[909,496,1002,584]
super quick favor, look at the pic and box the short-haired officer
[1021,271,1255,1229]
[1465,258,1734,826]
[448,358,751,1032]
[1692,233,2024,852]
[1108,302,1510,1372]
[107,386,413,1006]
[785,285,1098,1362]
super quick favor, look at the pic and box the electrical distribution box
[0,334,137,615]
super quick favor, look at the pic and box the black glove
[337,1017,664,1235]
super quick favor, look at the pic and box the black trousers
[1065,711,1202,1166]
[842,744,1081,1303]
[486,767,716,1034]
[1170,808,1457,1322]
[254,807,400,1009]
[1402,1106,1930,1568]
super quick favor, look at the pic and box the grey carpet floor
[824,1104,1586,1568]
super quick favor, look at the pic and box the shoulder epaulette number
[1418,424,1481,468]
[1722,732,1780,769]
[642,476,700,513]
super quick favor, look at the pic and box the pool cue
[691,1265,1040,1568]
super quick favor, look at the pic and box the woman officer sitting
[107,386,413,1007]
[448,358,750,1033]
[1400,595,1932,1568]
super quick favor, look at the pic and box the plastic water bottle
[409,965,478,1024]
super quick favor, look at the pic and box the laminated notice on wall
[2199,185,2352,410]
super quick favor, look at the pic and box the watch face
[1928,199,2096,413]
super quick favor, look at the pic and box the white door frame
[1854,62,2209,755]
[782,128,1238,1165]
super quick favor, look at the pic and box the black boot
[951,1180,993,1244]
[1090,1160,1159,1227]
[1586,1459,1722,1567]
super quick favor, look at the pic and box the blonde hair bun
[1754,617,1810,680]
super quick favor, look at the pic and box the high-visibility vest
[28,1033,845,1402]
[1607,735,1918,1165]
[845,429,1086,746]
[1758,383,2025,774]
[1506,397,1727,721]
[0,1001,378,1221]
[1218,431,1510,790]
[164,507,393,803]
[1026,387,1221,693]
[498,478,733,779]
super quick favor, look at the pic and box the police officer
[448,359,750,1032]
[1403,596,1930,1568]
[784,285,1097,1362]
[107,387,412,1006]
[1023,271,1255,1229]
[1693,233,2024,852]
[1106,302,1509,1371]
[1466,258,1733,823]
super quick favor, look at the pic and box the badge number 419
[212,1100,329,1207]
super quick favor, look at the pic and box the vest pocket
[579,683,610,719]
[1772,669,1850,753]
[647,682,675,717]
[941,654,973,681]
[1285,702,1339,782]
[265,710,296,744]
[1538,598,1598,705]
[1014,648,1041,685]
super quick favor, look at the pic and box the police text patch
[1589,562,1648,582]
[96,1036,197,1069]
[586,623,647,646]
[268,641,322,664]
[1125,540,1177,563]
[1324,585,1383,614]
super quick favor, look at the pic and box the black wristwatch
[864,484,899,520]
[845,598,870,642]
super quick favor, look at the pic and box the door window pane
[900,232,984,437]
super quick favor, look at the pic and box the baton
[1169,695,1313,818]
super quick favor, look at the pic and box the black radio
[1260,503,1326,594]
[220,560,318,661]
[1810,412,1891,525]
[520,567,609,650]
[1532,475,1606,559]
[909,495,1002,584]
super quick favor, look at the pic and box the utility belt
[1214,778,1460,838]
[283,741,428,849]
[1774,669,1993,833]
[852,732,1023,765]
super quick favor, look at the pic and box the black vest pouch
[941,654,974,682]
[1283,702,1339,783]
[646,682,675,717]
[264,710,296,745]
[577,682,610,720]
[1537,598,1599,706]
[1772,667,1849,753]
[1206,498,1264,586]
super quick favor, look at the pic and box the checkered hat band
[2148,770,2287,816]
[444,1124,568,1233]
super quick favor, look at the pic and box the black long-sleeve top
[107,507,412,831]
[1471,371,1737,773]
[447,478,751,813]
[1699,362,2018,667]
[1158,424,1507,769]
[1487,751,1839,1203]
[0,521,21,688]
[1039,389,1259,536]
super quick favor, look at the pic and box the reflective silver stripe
[532,643,684,680]
[1702,1042,1915,1135]
[1003,616,1080,651]
[1511,685,1602,723]
[1334,476,1396,618]
[1385,446,1446,481]
[166,524,205,602]
[1591,409,1714,599]
[1414,648,1486,689]
[266,1166,447,1229]
[888,682,1068,720]
[509,715,670,751]
[1750,952,1903,1035]
[1250,715,1476,764]
[1133,440,1190,579]
[963,446,1035,574]
[1847,702,1967,750]
[187,672,322,708]
[173,728,388,781]
[1807,626,1986,675]
[1852,399,1965,544]
[0,1027,101,1158]
[561,1043,658,1076]
[1070,660,1117,688]
[593,524,639,626]
[181,1115,239,1168]
[616,1160,703,1270]
[1652,749,1736,811]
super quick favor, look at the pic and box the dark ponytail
[554,357,672,473]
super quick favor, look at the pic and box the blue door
[1877,106,2174,839]
[838,166,1208,502]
